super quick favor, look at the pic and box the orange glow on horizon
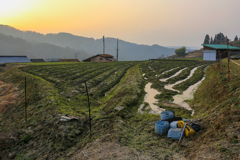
[0,0,240,46]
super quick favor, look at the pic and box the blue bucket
[161,111,174,121]
[155,121,169,135]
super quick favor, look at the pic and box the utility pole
[117,38,119,62]
[103,36,105,54]
[227,39,230,82]
[75,53,80,60]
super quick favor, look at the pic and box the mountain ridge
[0,24,175,61]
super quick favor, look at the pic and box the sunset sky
[0,0,240,47]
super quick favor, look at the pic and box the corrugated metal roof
[30,59,45,62]
[100,54,113,58]
[83,54,114,62]
[0,55,27,57]
[0,56,31,64]
[60,59,80,62]
[202,44,240,50]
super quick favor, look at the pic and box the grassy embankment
[0,64,91,159]
[183,59,240,159]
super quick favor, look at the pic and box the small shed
[0,56,31,64]
[59,59,80,62]
[83,54,115,62]
[202,44,240,61]
[30,59,45,62]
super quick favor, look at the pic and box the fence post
[227,39,230,82]
[84,81,91,135]
[25,76,27,122]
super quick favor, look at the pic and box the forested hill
[0,25,175,61]
[0,33,90,59]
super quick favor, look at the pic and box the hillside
[0,59,239,159]
[0,25,175,61]
[230,40,240,48]
[0,33,90,60]
[185,49,203,58]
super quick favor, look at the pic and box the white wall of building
[203,50,216,61]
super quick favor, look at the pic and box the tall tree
[210,37,213,44]
[234,35,238,41]
[175,46,186,57]
[203,34,210,44]
[213,34,217,44]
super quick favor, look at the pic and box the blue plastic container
[170,121,178,128]
[167,128,183,139]
[161,111,174,121]
[155,121,169,135]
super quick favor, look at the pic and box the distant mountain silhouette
[0,33,89,60]
[0,25,175,61]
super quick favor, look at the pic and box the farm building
[0,55,31,64]
[30,59,45,62]
[202,44,240,61]
[59,59,80,62]
[83,54,115,62]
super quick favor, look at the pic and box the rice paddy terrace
[17,60,212,117]
[4,59,239,159]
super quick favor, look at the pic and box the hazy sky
[1,0,240,47]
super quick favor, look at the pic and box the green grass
[172,58,203,61]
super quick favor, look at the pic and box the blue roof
[202,44,240,50]
[0,56,31,64]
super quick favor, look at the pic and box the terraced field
[20,62,141,114]
[19,60,214,117]
[139,60,214,117]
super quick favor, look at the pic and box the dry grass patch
[0,81,19,114]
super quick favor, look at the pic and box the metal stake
[84,81,91,135]
[227,39,230,82]
[25,76,27,122]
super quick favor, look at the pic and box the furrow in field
[139,82,165,115]
[91,65,134,97]
[164,65,202,93]
[172,66,209,116]
[68,65,112,81]
[160,67,187,82]
[166,64,203,84]
[161,67,179,75]
[87,64,129,88]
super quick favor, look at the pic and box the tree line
[203,32,240,44]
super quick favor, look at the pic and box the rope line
[230,59,240,66]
